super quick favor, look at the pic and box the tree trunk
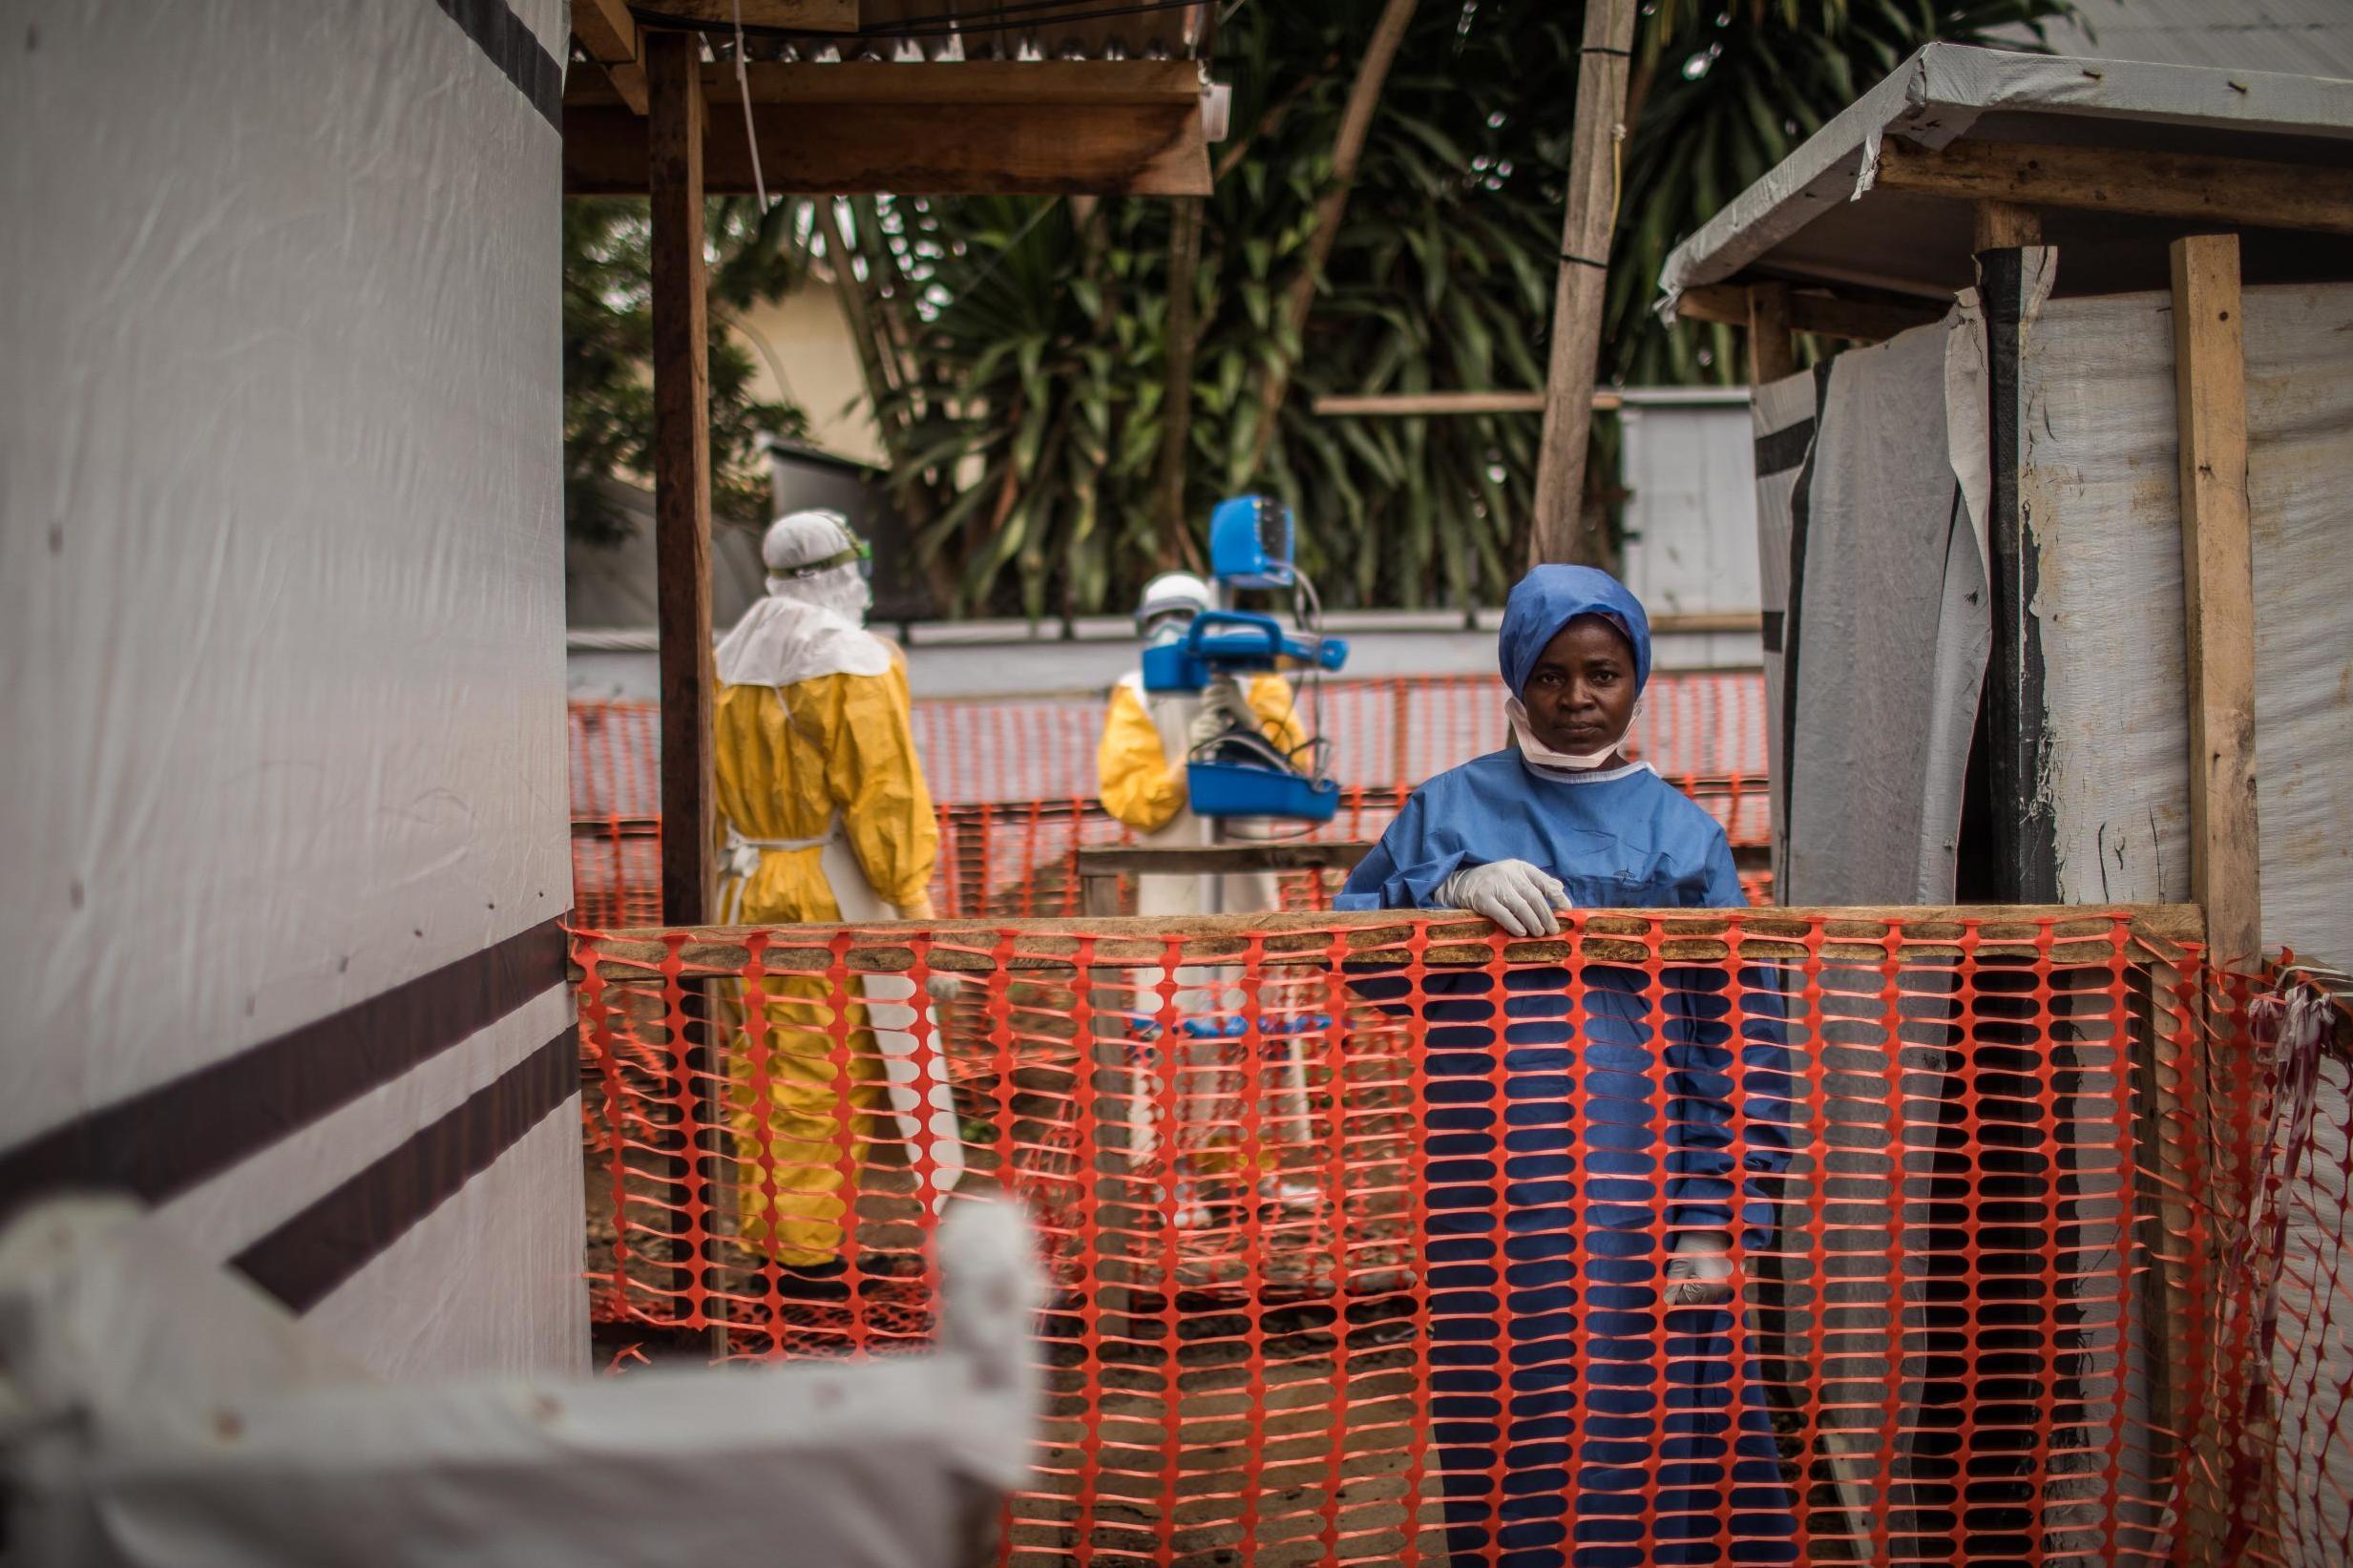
[1241,0,1420,481]
[1528,0,1638,568]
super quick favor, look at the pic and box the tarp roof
[1657,43,2353,312]
[1996,0,2353,82]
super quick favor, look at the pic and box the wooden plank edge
[564,58,1205,111]
[570,902,2202,979]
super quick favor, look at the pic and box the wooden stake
[1529,0,1638,567]
[1746,282,1796,385]
[2170,233,2260,969]
[1973,199,2042,253]
[648,32,714,929]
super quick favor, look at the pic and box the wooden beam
[1076,844,1377,877]
[1312,391,1617,416]
[1528,0,1637,568]
[645,0,857,27]
[1878,136,2353,237]
[1746,281,1796,384]
[566,94,1208,196]
[563,59,1203,111]
[648,32,714,928]
[2170,233,2260,969]
[575,904,2207,982]
[570,0,646,113]
[1677,282,1940,344]
[1972,199,2042,252]
[571,0,637,59]
[1649,612,1764,635]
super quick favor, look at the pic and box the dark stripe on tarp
[0,918,568,1212]
[234,1028,578,1311]
[1753,417,1815,477]
[1760,609,1784,655]
[431,0,565,132]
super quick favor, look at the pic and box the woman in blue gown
[1336,566,1800,1568]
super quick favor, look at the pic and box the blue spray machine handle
[1140,609,1348,692]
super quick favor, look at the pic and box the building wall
[0,0,581,1377]
[732,282,889,468]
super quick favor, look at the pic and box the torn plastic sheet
[1,1197,1042,1568]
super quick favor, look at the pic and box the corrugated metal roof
[749,0,1209,62]
[1656,43,2353,308]
[2000,0,2353,81]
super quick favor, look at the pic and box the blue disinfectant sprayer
[1139,495,1348,823]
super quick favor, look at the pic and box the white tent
[0,0,579,1377]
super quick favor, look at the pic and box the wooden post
[648,31,714,930]
[1973,199,2042,253]
[2171,231,2264,1558]
[1978,245,2059,903]
[1746,282,1796,386]
[648,31,725,1348]
[2169,233,2259,970]
[1528,0,1637,567]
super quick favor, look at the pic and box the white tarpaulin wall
[2024,282,2353,968]
[0,0,580,1376]
[1767,313,1992,906]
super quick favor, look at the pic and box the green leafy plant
[562,197,809,545]
[573,0,2066,606]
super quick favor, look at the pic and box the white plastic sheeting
[0,0,578,1374]
[1772,313,1991,906]
[1,1197,1043,1568]
[2024,283,2353,966]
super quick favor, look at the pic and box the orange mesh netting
[575,907,2335,1565]
[567,678,1775,926]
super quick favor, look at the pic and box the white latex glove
[1665,1230,1734,1306]
[1434,859,1567,937]
[923,972,965,1004]
[1187,701,1237,750]
[1205,673,1254,725]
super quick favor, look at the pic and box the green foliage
[562,198,809,545]
[1609,0,2067,387]
[572,0,2067,605]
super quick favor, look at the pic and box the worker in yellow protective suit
[1098,571,1307,905]
[1096,572,1314,1223]
[713,510,956,1280]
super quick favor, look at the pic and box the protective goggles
[779,537,873,579]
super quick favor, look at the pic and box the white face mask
[1504,696,1626,771]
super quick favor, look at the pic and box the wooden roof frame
[590,10,1215,924]
[564,4,1211,197]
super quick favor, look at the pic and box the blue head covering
[1498,565,1651,697]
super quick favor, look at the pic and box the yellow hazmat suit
[1096,671,1308,1197]
[1097,674,1307,833]
[714,629,939,1267]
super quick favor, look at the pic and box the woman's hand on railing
[1434,860,1569,937]
[1665,1229,1734,1307]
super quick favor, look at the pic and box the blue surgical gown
[1336,751,1800,1568]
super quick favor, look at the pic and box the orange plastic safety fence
[569,684,1775,925]
[576,909,2294,1567]
[933,786,1772,921]
[908,672,1768,804]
